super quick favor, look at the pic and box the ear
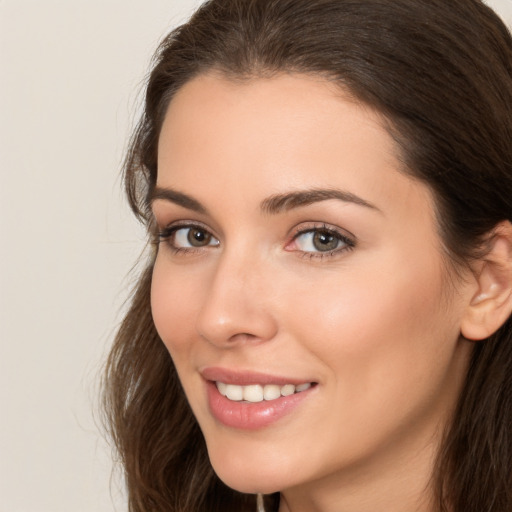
[460,221,512,341]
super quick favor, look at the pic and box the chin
[206,444,292,495]
[213,468,284,495]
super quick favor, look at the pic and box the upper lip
[200,366,315,386]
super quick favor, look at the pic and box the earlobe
[460,221,512,341]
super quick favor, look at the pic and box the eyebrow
[260,188,380,215]
[151,187,208,214]
[150,186,380,215]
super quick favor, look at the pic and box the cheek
[274,263,463,463]
[309,246,453,344]
[280,253,460,406]
[150,258,199,355]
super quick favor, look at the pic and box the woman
[103,1,512,511]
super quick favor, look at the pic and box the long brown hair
[103,1,512,510]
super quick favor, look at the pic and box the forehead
[156,72,433,222]
[159,72,390,156]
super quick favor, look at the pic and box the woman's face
[151,73,474,501]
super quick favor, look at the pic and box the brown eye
[162,226,219,250]
[290,227,354,257]
[187,227,212,247]
[312,230,340,252]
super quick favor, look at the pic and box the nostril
[227,332,259,343]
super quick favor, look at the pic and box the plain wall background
[1,1,511,511]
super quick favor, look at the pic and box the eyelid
[157,218,216,236]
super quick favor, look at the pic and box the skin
[150,73,476,512]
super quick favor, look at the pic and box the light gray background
[1,1,511,511]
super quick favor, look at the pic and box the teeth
[280,384,295,396]
[225,384,244,401]
[216,381,227,396]
[263,384,281,400]
[216,381,313,402]
[243,384,264,402]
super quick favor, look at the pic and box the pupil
[313,231,338,251]
[188,228,211,247]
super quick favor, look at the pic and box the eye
[295,230,342,252]
[287,225,355,257]
[174,226,216,248]
[158,224,220,251]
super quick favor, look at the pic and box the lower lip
[206,381,314,430]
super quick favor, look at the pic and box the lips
[201,366,315,386]
[201,367,317,429]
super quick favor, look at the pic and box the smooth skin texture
[151,73,480,512]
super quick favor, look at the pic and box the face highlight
[150,73,474,510]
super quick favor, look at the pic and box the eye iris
[313,231,338,251]
[187,228,211,247]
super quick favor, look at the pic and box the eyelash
[156,221,356,260]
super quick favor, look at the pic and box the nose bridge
[196,243,278,346]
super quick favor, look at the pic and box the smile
[216,381,313,402]
[201,368,317,429]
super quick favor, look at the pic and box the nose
[195,249,279,348]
